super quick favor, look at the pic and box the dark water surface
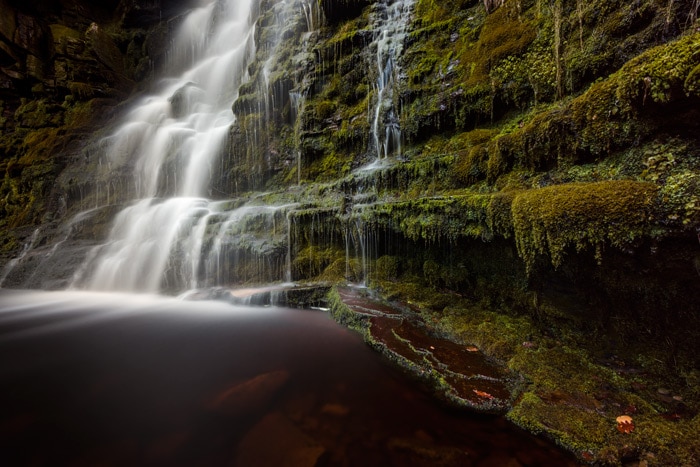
[0,290,579,466]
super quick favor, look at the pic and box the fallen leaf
[616,415,635,433]
[473,389,494,400]
[466,346,479,352]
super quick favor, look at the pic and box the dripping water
[369,0,416,162]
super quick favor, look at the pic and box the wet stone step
[332,287,514,413]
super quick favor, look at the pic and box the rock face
[2,1,700,464]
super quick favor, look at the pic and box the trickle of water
[300,0,320,32]
[0,228,40,286]
[369,0,416,161]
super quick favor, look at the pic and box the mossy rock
[511,180,657,272]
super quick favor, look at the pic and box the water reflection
[0,290,579,466]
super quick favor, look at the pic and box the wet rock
[235,412,325,467]
[331,286,512,412]
[85,22,125,75]
[207,370,290,417]
[319,0,371,24]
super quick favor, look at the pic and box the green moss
[617,32,700,105]
[511,180,657,272]
[49,23,83,54]
[657,171,700,229]
[467,5,536,86]
[356,194,493,243]
[507,391,610,455]
[684,63,700,97]
[14,99,63,129]
[375,255,401,281]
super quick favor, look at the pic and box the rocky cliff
[1,0,699,464]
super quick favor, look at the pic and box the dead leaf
[466,346,479,352]
[473,389,494,400]
[616,415,635,433]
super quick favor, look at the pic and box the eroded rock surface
[332,286,514,412]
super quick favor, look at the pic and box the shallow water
[0,290,579,466]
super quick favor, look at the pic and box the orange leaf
[473,389,494,400]
[616,415,635,433]
[466,346,479,352]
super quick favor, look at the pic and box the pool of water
[0,289,580,466]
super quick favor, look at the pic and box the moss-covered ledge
[511,180,657,273]
[486,32,700,179]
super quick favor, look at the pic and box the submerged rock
[206,370,290,417]
[235,412,325,467]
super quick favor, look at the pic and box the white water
[369,0,416,161]
[71,0,261,293]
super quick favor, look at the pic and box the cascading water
[369,0,416,161]
[70,0,265,293]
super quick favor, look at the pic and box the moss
[684,63,700,97]
[49,23,84,54]
[511,180,657,272]
[467,5,537,86]
[314,100,337,120]
[355,194,493,243]
[14,99,64,129]
[507,391,611,456]
[496,32,700,174]
[450,129,498,185]
[375,255,401,281]
[617,32,700,105]
[656,171,700,229]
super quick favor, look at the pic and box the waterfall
[369,0,416,161]
[71,0,263,293]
